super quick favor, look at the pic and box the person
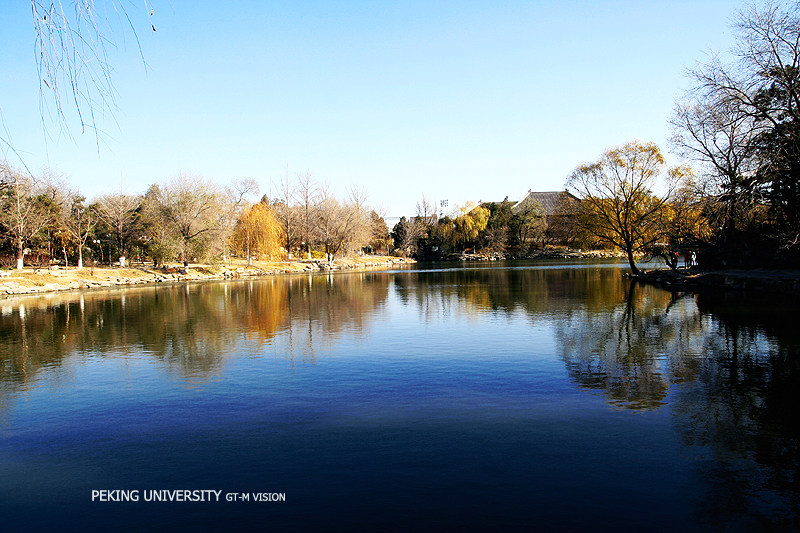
[691,251,697,268]
[684,252,690,268]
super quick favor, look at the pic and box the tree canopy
[567,141,685,274]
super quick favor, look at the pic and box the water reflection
[1,264,799,529]
[392,265,631,320]
[673,291,800,530]
[393,265,800,527]
[554,283,709,410]
[0,272,391,390]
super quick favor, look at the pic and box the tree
[391,216,423,256]
[0,162,53,269]
[342,186,373,256]
[368,210,390,253]
[95,192,140,266]
[512,200,546,251]
[566,141,682,275]
[674,1,800,262]
[453,203,490,250]
[273,173,301,258]
[157,176,225,272]
[480,200,514,253]
[670,93,761,237]
[215,178,259,263]
[295,173,319,258]
[415,195,438,226]
[138,184,179,267]
[59,192,98,269]
[232,202,283,264]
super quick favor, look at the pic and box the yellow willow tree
[232,202,284,265]
[454,203,490,251]
[566,141,687,275]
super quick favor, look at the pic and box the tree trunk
[16,241,24,270]
[77,246,84,269]
[182,241,190,273]
[626,248,640,275]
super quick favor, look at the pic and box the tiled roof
[512,190,580,216]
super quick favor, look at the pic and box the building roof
[512,190,580,216]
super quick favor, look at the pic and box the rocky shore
[0,256,415,296]
[446,249,626,261]
[630,267,800,295]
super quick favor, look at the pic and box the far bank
[0,256,415,297]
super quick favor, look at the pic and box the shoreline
[0,256,415,297]
[631,267,800,296]
[0,250,626,297]
[5,253,800,298]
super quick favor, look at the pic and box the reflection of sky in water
[0,265,798,531]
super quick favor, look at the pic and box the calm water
[1,261,799,531]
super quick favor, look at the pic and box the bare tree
[273,172,301,258]
[295,173,319,259]
[59,192,98,269]
[343,185,372,255]
[157,176,225,272]
[213,178,259,263]
[0,162,53,269]
[96,191,140,266]
[391,216,424,256]
[314,185,347,260]
[415,195,438,226]
[671,88,762,234]
[678,1,800,248]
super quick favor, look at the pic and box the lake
[1,261,799,531]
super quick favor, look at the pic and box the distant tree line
[0,166,389,270]
[390,193,587,260]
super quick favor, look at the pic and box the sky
[1,0,741,219]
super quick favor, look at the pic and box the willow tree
[232,202,284,264]
[454,203,490,251]
[566,141,685,275]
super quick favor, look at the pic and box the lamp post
[93,239,102,265]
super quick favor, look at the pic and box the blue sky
[1,1,739,218]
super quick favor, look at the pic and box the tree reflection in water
[1,265,799,529]
[553,283,708,410]
[553,280,800,529]
[673,291,800,530]
[396,267,800,528]
[0,272,390,392]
